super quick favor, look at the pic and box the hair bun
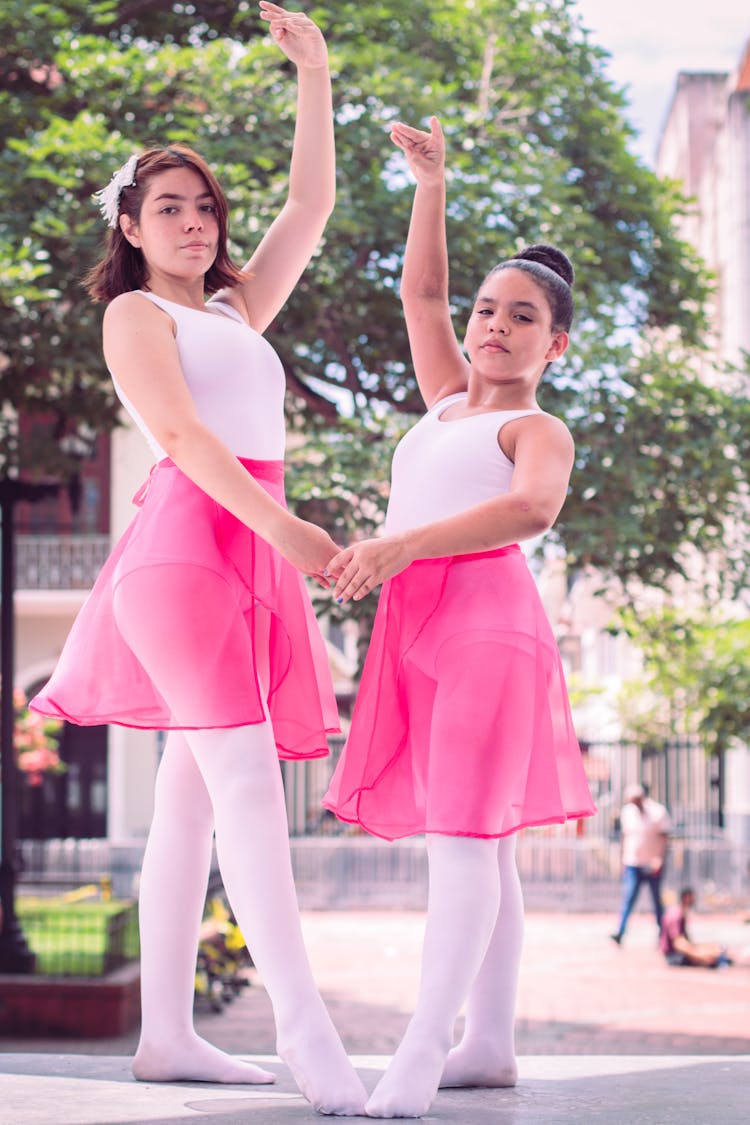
[512,243,574,287]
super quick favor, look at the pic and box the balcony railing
[17,534,110,590]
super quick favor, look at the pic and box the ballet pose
[31,4,366,1115]
[324,117,596,1118]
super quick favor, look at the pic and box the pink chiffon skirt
[30,458,339,760]
[323,546,595,839]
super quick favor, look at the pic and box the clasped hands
[324,535,414,605]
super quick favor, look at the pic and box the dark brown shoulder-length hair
[84,145,247,303]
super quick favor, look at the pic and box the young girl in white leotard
[324,117,595,1118]
[31,4,366,1115]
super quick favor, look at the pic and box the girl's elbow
[303,191,336,222]
[312,189,335,222]
[161,435,182,461]
[512,497,559,537]
[525,512,553,538]
[535,499,566,534]
[159,422,201,462]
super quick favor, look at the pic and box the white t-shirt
[620,798,672,867]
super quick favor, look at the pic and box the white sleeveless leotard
[111,291,286,461]
[384,392,542,534]
[322,389,596,839]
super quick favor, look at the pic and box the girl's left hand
[259,2,328,69]
[390,117,445,186]
[326,536,413,604]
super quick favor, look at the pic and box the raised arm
[390,117,470,408]
[217,2,335,332]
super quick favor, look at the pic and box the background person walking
[611,783,672,946]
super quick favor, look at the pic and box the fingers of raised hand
[262,12,327,65]
[392,121,429,139]
[259,2,300,18]
[259,3,317,37]
[391,122,431,148]
[264,15,312,36]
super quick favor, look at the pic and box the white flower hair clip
[93,154,139,228]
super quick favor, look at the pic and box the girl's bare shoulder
[103,291,173,333]
[502,411,574,462]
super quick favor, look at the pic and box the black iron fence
[18,738,748,911]
[282,735,725,841]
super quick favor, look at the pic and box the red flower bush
[12,688,65,786]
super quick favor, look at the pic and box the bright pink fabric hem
[31,458,339,760]
[323,546,596,839]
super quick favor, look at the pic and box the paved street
[1,910,748,1124]
[2,1052,748,1125]
[2,910,749,1057]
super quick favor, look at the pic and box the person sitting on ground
[659,887,732,968]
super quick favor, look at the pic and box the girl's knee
[187,724,284,812]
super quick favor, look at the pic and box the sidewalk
[2,1053,748,1124]
[3,911,748,1057]
[1,911,749,1123]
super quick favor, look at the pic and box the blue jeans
[614,865,664,939]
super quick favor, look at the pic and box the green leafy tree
[0,0,281,479]
[1,0,747,599]
[617,607,750,754]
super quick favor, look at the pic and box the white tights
[366,833,524,1118]
[114,574,366,1115]
[134,725,367,1114]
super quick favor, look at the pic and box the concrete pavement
[2,1052,748,1124]
[1,910,749,1122]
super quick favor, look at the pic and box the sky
[570,0,750,166]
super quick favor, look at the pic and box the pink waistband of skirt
[409,544,521,568]
[157,455,284,482]
[133,456,285,505]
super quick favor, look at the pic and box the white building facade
[655,41,750,845]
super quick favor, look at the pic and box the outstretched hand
[390,117,445,185]
[326,536,414,604]
[259,2,328,69]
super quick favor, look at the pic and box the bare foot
[277,1008,367,1116]
[439,1041,518,1088]
[365,1028,448,1118]
[132,1034,276,1084]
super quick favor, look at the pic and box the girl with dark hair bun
[323,117,595,1118]
[501,243,575,333]
[31,3,367,1115]
[513,243,575,285]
